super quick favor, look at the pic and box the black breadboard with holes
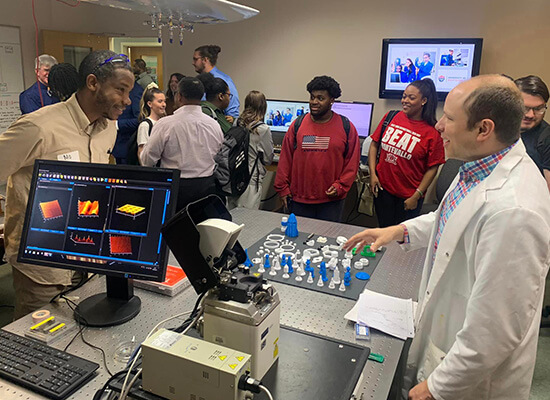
[109,327,369,400]
[246,229,385,300]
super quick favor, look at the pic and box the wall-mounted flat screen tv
[379,38,483,100]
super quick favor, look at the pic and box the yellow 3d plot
[116,204,146,220]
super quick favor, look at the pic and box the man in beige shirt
[0,50,134,318]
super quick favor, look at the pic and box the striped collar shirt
[432,141,518,264]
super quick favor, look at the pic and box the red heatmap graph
[39,200,63,221]
[78,200,99,216]
[109,235,132,255]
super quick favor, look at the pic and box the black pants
[290,199,345,222]
[176,175,217,212]
[374,189,424,228]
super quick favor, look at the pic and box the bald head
[454,74,524,145]
[455,74,519,94]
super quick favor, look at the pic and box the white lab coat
[402,141,550,400]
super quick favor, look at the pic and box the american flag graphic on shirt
[302,135,330,150]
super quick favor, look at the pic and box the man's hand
[225,115,235,124]
[408,380,435,400]
[404,195,419,211]
[343,225,405,252]
[326,185,338,198]
[370,173,382,196]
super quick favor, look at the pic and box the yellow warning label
[219,355,227,361]
[236,356,244,362]
[273,337,279,358]
[228,363,237,369]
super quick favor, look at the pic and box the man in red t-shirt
[274,76,360,222]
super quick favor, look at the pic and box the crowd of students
[3,45,550,400]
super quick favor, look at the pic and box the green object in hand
[368,353,384,363]
[361,245,376,258]
[352,247,357,256]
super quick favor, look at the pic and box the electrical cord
[95,293,204,399]
[92,369,128,400]
[119,307,196,398]
[344,182,365,224]
[260,192,278,202]
[260,384,275,400]
[30,0,44,108]
[124,307,195,365]
[238,374,275,399]
[81,329,114,377]
[63,323,85,352]
[181,306,204,336]
[55,0,81,6]
[61,295,114,377]
[50,273,96,303]
[119,348,142,400]
[119,368,142,400]
[172,291,206,333]
[62,296,85,352]
[146,309,194,340]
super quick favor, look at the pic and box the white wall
[0,0,151,87]
[161,0,550,128]
[2,0,549,129]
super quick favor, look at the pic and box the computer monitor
[265,99,374,138]
[332,102,374,138]
[379,38,483,100]
[18,160,179,327]
[265,99,309,133]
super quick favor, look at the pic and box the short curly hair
[306,75,342,99]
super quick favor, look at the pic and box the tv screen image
[266,99,374,138]
[379,38,483,100]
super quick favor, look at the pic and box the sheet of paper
[345,289,415,340]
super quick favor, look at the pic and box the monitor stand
[74,276,141,327]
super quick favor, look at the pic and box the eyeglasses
[91,54,130,76]
[524,104,547,115]
[225,92,233,99]
[192,56,204,62]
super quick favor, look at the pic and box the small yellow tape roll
[31,309,51,324]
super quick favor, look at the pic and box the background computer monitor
[18,160,179,327]
[265,99,309,134]
[379,38,483,100]
[332,102,374,138]
[265,99,374,138]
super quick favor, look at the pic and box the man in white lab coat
[345,75,550,400]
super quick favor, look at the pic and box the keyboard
[0,329,99,399]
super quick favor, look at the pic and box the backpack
[293,113,352,157]
[214,121,263,196]
[127,119,154,165]
[376,110,399,164]
[202,104,218,121]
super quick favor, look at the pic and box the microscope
[141,196,280,400]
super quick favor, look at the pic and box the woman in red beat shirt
[369,78,445,227]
